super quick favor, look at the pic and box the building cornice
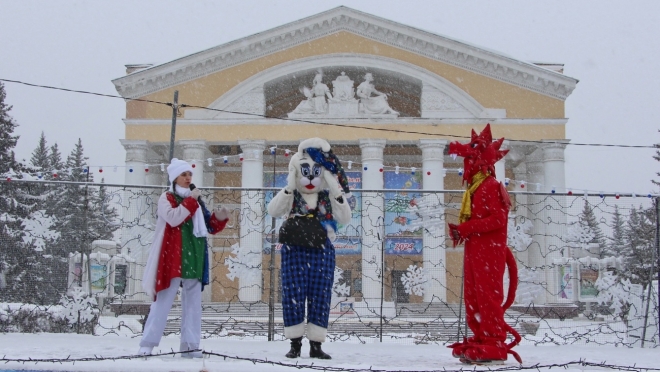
[122,118,569,126]
[112,6,578,101]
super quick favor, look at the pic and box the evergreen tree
[0,82,49,304]
[88,179,120,243]
[47,139,94,293]
[604,205,627,258]
[578,201,608,257]
[0,82,21,175]
[621,205,656,287]
[30,132,50,173]
[653,131,660,188]
[49,143,64,179]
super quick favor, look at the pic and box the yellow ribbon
[458,171,489,223]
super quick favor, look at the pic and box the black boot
[285,337,302,358]
[309,341,331,359]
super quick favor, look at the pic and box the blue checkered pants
[280,239,335,329]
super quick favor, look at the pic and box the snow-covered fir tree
[603,205,626,258]
[0,82,49,304]
[29,132,49,174]
[0,82,21,176]
[46,139,96,292]
[48,142,64,177]
[621,205,656,287]
[653,131,660,188]
[88,179,120,242]
[568,200,607,257]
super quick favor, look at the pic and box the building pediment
[112,6,577,101]
[182,54,505,120]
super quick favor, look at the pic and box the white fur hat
[167,158,193,183]
[298,137,331,153]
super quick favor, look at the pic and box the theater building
[112,7,578,308]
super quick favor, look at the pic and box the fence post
[641,197,660,347]
[267,148,277,341]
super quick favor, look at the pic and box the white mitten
[190,188,201,200]
[285,162,298,193]
[323,171,342,199]
[215,206,230,221]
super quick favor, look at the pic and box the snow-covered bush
[60,287,98,323]
[0,303,69,333]
[594,271,633,319]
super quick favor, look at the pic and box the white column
[238,140,266,302]
[418,139,447,303]
[119,140,150,301]
[120,140,148,186]
[511,160,529,268]
[542,141,568,194]
[180,140,207,187]
[542,140,570,303]
[525,148,547,304]
[494,140,508,184]
[359,139,386,304]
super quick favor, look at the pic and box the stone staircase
[162,302,540,342]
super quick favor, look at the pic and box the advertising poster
[114,264,127,295]
[90,264,107,293]
[384,171,423,255]
[557,263,574,300]
[334,171,362,255]
[578,264,600,301]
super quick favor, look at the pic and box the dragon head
[448,123,508,184]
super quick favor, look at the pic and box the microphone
[189,183,201,201]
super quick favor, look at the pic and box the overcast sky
[1,0,658,194]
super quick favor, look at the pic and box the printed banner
[385,237,423,255]
[384,171,423,240]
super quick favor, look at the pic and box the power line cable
[1,78,655,149]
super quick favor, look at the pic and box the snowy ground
[0,316,657,372]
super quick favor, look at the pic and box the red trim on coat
[208,213,228,233]
[155,194,192,295]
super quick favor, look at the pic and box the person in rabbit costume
[446,124,522,365]
[267,138,352,359]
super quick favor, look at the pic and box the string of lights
[2,145,657,197]
[1,78,656,149]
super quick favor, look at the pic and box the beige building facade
[113,7,578,307]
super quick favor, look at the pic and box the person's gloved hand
[285,162,298,193]
[448,223,464,248]
[190,188,201,200]
[215,206,230,221]
[323,171,343,199]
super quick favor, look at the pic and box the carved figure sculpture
[330,72,356,101]
[356,73,399,115]
[446,124,522,365]
[267,138,352,359]
[291,73,333,114]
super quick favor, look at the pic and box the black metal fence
[0,179,658,347]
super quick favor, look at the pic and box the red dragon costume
[447,124,522,364]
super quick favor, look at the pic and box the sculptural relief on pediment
[287,70,400,118]
[264,66,418,119]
